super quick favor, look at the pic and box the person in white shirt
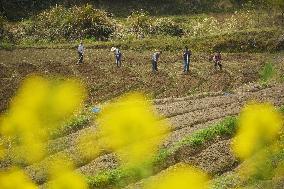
[77,41,84,64]
[152,50,161,72]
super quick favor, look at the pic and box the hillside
[0,1,284,189]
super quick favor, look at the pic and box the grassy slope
[11,28,281,53]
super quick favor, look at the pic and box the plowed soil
[2,49,283,112]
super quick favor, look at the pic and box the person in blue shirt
[183,46,192,73]
[152,50,161,72]
[111,47,122,67]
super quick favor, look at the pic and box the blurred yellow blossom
[50,80,86,119]
[77,132,102,161]
[48,158,88,189]
[0,168,38,189]
[232,103,283,159]
[0,142,5,160]
[0,76,86,164]
[274,161,284,179]
[98,93,169,166]
[145,164,209,189]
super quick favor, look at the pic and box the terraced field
[3,83,282,189]
[1,49,283,112]
[43,84,284,187]
[0,49,284,188]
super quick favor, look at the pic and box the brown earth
[1,49,283,112]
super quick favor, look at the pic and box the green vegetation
[0,0,250,20]
[280,105,284,113]
[20,5,115,41]
[260,62,276,83]
[123,11,183,38]
[161,116,237,161]
[0,41,14,50]
[86,116,238,189]
[0,16,14,50]
[0,3,282,52]
[13,28,283,52]
[87,166,151,189]
[210,137,284,189]
[209,106,284,189]
[2,0,284,21]
[50,114,91,139]
[180,117,236,146]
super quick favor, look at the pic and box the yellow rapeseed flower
[0,168,38,189]
[50,80,86,119]
[48,158,88,189]
[77,132,102,161]
[98,93,169,166]
[145,164,209,189]
[0,76,86,164]
[0,142,5,160]
[232,103,283,159]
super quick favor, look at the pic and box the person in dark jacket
[183,46,192,73]
[152,50,162,72]
[213,51,222,70]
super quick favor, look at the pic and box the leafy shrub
[24,4,115,41]
[152,18,183,37]
[122,11,184,38]
[189,16,220,37]
[180,10,276,38]
[0,16,15,48]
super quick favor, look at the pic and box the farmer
[183,46,192,73]
[213,51,222,70]
[77,41,84,64]
[152,50,162,72]
[111,47,122,67]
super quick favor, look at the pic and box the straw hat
[111,47,117,52]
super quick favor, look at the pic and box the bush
[153,18,184,37]
[126,10,153,38]
[0,16,15,47]
[123,11,184,38]
[24,4,115,41]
